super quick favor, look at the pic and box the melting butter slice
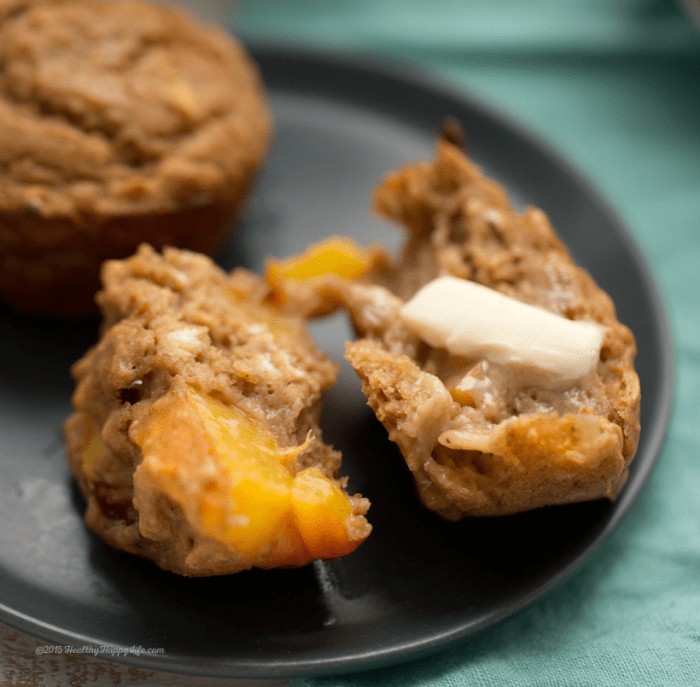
[399,276,606,383]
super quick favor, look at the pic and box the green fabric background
[231,1,699,684]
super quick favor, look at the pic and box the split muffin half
[64,244,370,576]
[266,139,641,520]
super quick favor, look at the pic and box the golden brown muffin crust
[0,0,272,315]
[0,0,270,216]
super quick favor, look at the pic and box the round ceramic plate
[0,47,673,679]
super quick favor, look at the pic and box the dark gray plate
[0,47,673,679]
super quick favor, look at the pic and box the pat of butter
[399,276,606,383]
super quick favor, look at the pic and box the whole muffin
[0,0,272,316]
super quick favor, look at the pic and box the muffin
[64,244,370,576]
[266,139,641,520]
[0,0,272,316]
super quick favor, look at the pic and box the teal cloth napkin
[232,1,700,684]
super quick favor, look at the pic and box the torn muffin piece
[268,139,641,520]
[64,244,370,576]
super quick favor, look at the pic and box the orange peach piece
[266,236,372,287]
[264,236,380,317]
[130,388,369,566]
[291,467,363,560]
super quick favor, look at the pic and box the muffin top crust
[0,0,271,218]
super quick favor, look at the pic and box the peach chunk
[291,468,360,560]
[266,236,371,286]
[129,388,369,567]
[264,236,382,316]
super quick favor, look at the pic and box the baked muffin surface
[64,244,370,576]
[0,0,272,315]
